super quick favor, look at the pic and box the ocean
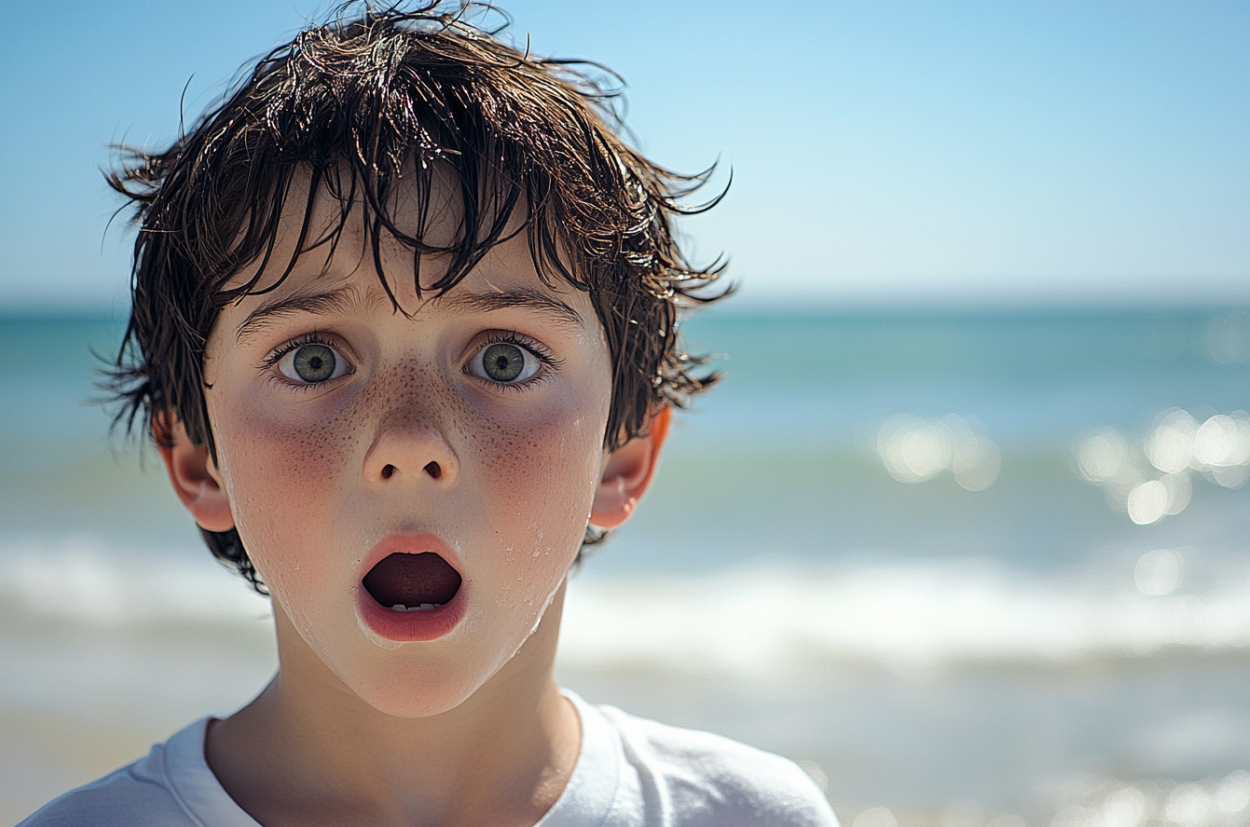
[4,306,1250,826]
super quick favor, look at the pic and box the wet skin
[158,173,667,826]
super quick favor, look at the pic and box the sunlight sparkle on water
[1075,409,1250,525]
[1135,549,1183,596]
[1217,772,1250,815]
[1203,311,1250,365]
[853,806,898,827]
[1102,788,1147,827]
[1048,771,1250,827]
[876,414,1001,491]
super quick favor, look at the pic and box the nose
[362,398,460,488]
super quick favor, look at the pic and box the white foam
[560,557,1250,675]
[0,535,272,628]
[11,535,1250,675]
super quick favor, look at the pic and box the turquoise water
[8,307,1250,560]
[5,307,1250,824]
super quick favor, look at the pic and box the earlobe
[154,412,235,533]
[590,406,671,530]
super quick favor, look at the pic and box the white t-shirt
[20,692,838,826]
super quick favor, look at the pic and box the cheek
[466,387,610,604]
[478,413,597,512]
[211,391,361,589]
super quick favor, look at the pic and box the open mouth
[362,552,463,612]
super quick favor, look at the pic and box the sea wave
[6,535,1250,673]
[561,557,1250,673]
[0,535,271,627]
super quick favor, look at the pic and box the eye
[468,341,543,384]
[276,341,352,384]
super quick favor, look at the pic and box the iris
[292,344,337,383]
[482,343,525,382]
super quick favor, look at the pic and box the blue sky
[1,0,1246,309]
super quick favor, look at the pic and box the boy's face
[173,172,647,717]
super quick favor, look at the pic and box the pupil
[293,344,336,382]
[482,343,524,382]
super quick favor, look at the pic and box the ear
[590,406,671,530]
[154,412,235,533]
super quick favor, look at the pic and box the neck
[206,584,580,827]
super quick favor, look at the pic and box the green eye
[471,342,541,384]
[277,342,350,384]
[294,345,336,382]
[482,343,524,382]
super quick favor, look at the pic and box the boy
[22,4,837,825]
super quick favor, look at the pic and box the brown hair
[105,1,727,591]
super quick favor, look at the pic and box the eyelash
[262,332,350,388]
[470,332,562,389]
[262,331,336,367]
[261,331,560,390]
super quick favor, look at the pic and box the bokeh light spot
[854,807,898,827]
[877,414,1001,490]
[1135,549,1183,596]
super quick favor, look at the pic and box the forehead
[225,163,464,288]
[226,161,575,294]
[218,163,595,335]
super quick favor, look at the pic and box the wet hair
[105,1,727,592]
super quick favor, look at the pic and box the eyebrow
[431,288,585,329]
[234,284,585,344]
[234,285,382,344]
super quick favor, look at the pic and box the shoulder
[18,719,242,827]
[18,765,186,827]
[18,759,197,827]
[592,701,839,827]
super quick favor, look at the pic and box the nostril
[379,463,441,481]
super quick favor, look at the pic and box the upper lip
[359,532,464,582]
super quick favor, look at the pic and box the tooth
[392,604,407,611]
[419,603,434,610]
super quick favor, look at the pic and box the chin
[343,652,511,719]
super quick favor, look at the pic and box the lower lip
[356,535,467,642]
[357,590,466,642]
